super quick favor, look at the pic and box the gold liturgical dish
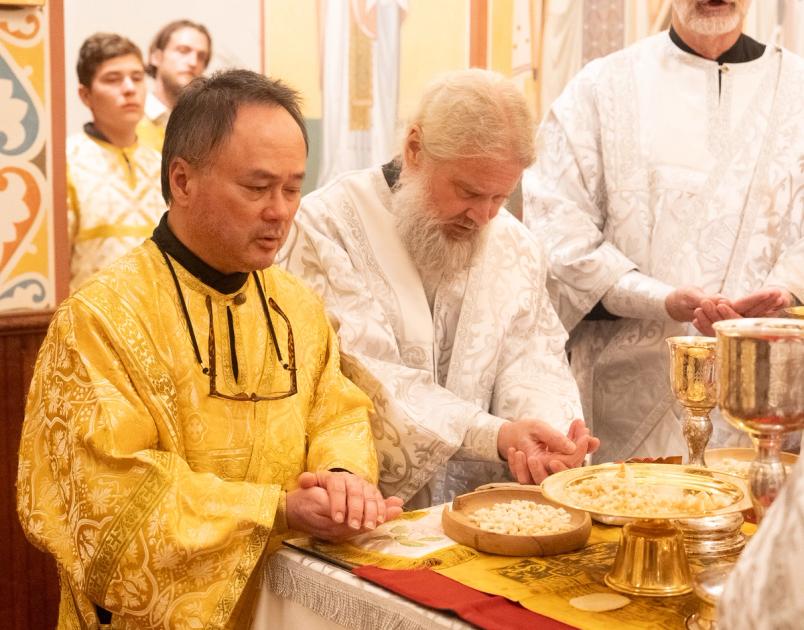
[542,463,750,597]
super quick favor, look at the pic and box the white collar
[145,91,169,124]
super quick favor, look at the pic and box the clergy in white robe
[719,454,804,629]
[281,69,593,508]
[523,0,804,463]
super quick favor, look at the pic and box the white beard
[391,170,478,277]
[673,0,745,36]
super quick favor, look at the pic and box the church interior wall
[0,3,64,313]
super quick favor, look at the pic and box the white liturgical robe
[719,455,804,629]
[523,32,804,462]
[280,166,582,507]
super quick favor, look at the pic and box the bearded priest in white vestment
[523,0,804,463]
[281,70,598,508]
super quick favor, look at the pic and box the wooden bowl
[442,485,591,556]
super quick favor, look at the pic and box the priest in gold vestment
[17,70,400,629]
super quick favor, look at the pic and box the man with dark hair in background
[68,32,165,293]
[18,69,400,629]
[138,19,212,150]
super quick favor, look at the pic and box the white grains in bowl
[467,499,573,536]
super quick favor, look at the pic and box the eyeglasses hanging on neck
[159,248,297,402]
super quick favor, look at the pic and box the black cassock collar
[151,212,249,294]
[669,26,765,64]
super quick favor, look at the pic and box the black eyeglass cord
[157,246,289,373]
[252,271,288,368]
[159,247,207,372]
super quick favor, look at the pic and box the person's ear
[149,49,164,74]
[78,84,92,109]
[403,124,423,169]
[169,158,195,206]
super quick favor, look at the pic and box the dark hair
[161,69,309,204]
[146,20,212,77]
[76,33,143,87]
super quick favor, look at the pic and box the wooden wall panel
[0,311,59,629]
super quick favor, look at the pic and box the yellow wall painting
[264,0,469,122]
[0,5,55,312]
[489,0,541,118]
[397,0,468,120]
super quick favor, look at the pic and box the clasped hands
[498,418,600,485]
[286,470,403,542]
[665,286,794,336]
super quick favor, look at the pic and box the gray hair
[405,69,536,167]
[161,69,308,204]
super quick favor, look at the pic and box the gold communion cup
[783,306,804,320]
[714,318,804,521]
[667,336,718,466]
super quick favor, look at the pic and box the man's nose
[186,51,201,70]
[263,188,291,221]
[466,198,498,227]
[121,76,136,93]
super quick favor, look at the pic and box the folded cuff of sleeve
[601,270,675,321]
[273,491,288,533]
[454,413,507,462]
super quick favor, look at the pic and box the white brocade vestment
[279,167,582,507]
[523,32,804,463]
[719,455,804,629]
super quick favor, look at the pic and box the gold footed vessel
[542,464,749,598]
[666,336,717,466]
[606,519,692,596]
[714,318,804,521]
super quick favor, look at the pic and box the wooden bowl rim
[443,486,592,550]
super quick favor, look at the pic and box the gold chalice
[714,318,804,521]
[667,336,717,466]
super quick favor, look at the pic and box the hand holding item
[286,471,403,541]
[499,418,600,485]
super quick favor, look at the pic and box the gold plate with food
[541,463,752,596]
[541,462,751,520]
[442,485,591,557]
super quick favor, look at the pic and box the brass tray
[541,463,751,520]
